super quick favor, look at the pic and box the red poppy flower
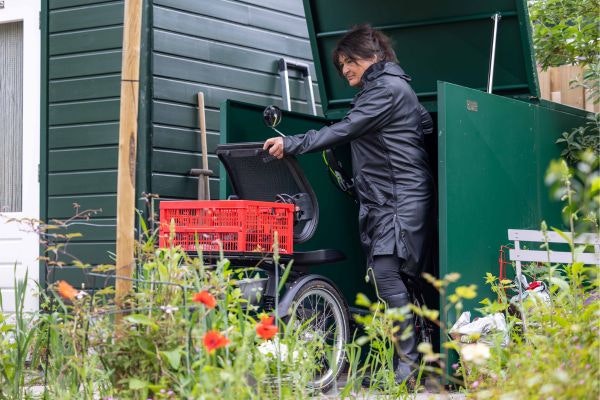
[256,315,278,340]
[57,280,79,300]
[203,330,230,353]
[193,290,217,309]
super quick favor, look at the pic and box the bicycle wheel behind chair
[287,279,349,392]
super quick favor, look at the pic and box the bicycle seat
[280,249,346,266]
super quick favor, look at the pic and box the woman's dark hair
[332,24,397,75]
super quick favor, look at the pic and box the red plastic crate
[159,200,294,254]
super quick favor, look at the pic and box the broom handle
[197,92,210,199]
[198,93,209,172]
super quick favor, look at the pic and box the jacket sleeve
[283,83,394,155]
[418,103,433,135]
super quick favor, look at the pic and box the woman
[263,24,434,385]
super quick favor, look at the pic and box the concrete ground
[320,387,466,399]
[318,375,467,400]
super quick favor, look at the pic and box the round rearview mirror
[263,105,282,129]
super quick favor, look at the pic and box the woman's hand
[263,137,285,159]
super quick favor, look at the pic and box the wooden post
[115,0,143,309]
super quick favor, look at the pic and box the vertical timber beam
[115,0,143,309]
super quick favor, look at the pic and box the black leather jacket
[284,61,434,277]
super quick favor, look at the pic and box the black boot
[385,292,420,386]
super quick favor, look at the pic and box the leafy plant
[528,0,600,103]
[556,113,600,165]
[458,150,599,399]
[0,270,44,400]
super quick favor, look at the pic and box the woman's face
[338,54,377,87]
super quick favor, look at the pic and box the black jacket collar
[361,61,411,84]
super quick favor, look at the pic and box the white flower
[159,305,179,314]
[257,339,301,362]
[460,342,490,365]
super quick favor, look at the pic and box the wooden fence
[538,65,599,113]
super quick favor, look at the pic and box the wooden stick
[197,92,210,199]
[115,0,143,309]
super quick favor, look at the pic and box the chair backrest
[216,142,318,244]
[508,229,600,265]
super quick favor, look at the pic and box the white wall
[0,0,41,312]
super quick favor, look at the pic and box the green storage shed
[219,0,590,349]
[41,0,590,355]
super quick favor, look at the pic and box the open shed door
[438,81,589,315]
[220,100,372,306]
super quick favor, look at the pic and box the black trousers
[368,254,411,301]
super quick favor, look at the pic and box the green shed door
[220,100,372,307]
[438,81,588,314]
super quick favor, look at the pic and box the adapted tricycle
[159,108,432,391]
[160,140,351,391]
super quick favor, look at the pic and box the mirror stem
[272,127,286,137]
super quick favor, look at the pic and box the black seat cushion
[280,249,346,266]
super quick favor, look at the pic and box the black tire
[287,279,349,392]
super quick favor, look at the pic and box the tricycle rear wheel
[286,279,349,392]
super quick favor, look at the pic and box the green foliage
[556,113,600,165]
[349,273,475,396]
[36,245,321,399]
[0,270,44,400]
[529,0,600,103]
[464,263,599,399]
[529,0,599,68]
[545,148,599,233]
[461,151,599,399]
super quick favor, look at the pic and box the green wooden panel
[49,2,123,33]
[49,147,118,172]
[49,218,117,242]
[154,0,308,38]
[153,54,321,104]
[46,267,114,290]
[48,171,117,195]
[152,102,220,130]
[220,101,371,306]
[152,126,219,153]
[50,51,122,79]
[153,7,311,60]
[49,122,119,149]
[242,0,305,17]
[55,242,115,265]
[49,75,120,102]
[49,99,120,125]
[48,194,117,219]
[152,149,220,177]
[151,174,219,200]
[438,81,587,310]
[50,0,117,10]
[153,78,322,116]
[49,26,122,56]
[153,31,318,78]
